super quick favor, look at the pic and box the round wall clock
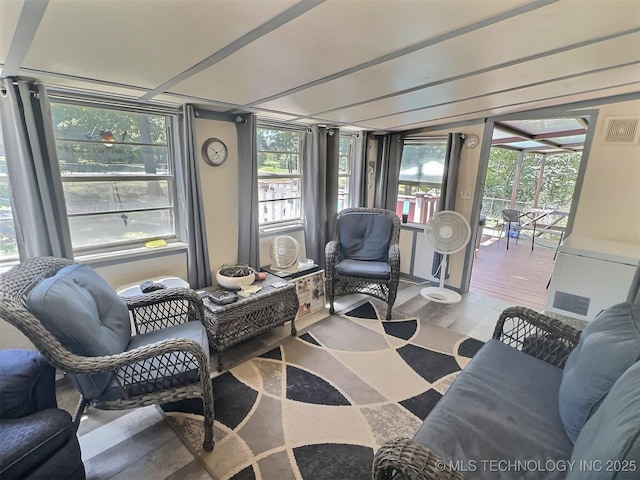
[201,137,228,166]
[464,134,479,149]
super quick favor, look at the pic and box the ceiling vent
[602,117,640,145]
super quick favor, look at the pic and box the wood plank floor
[469,231,557,311]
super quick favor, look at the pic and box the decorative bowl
[215,265,256,290]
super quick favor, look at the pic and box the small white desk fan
[420,210,471,304]
[269,235,301,273]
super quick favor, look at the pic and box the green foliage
[257,128,302,174]
[51,103,168,174]
[483,147,581,218]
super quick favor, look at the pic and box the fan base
[420,287,462,304]
[269,263,299,274]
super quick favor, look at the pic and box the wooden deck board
[469,233,556,311]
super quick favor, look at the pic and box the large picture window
[51,101,178,252]
[0,113,18,263]
[257,126,304,228]
[397,137,447,224]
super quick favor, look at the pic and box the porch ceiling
[1,0,639,132]
[492,117,587,154]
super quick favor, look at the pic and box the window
[338,135,354,211]
[397,137,447,224]
[0,114,19,263]
[50,101,179,253]
[256,125,304,228]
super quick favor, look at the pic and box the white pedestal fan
[420,210,471,304]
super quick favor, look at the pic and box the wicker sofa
[373,301,640,480]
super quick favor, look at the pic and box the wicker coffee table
[200,273,299,371]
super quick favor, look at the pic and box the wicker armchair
[0,257,214,451]
[326,208,400,320]
[372,307,582,479]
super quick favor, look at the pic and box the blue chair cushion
[98,320,210,401]
[335,259,390,280]
[338,212,393,262]
[559,302,640,443]
[568,360,640,479]
[27,264,132,399]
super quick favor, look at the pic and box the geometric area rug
[161,300,484,480]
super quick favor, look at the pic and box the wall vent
[602,117,640,145]
[553,291,590,317]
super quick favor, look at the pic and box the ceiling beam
[140,0,326,101]
[1,0,48,77]
[533,128,586,139]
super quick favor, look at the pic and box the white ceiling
[1,0,639,132]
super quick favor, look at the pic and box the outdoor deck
[469,230,557,311]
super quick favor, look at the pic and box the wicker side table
[201,273,299,371]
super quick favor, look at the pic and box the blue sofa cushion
[335,259,391,280]
[559,302,640,443]
[27,264,132,399]
[567,360,640,480]
[413,340,573,479]
[0,408,75,479]
[0,349,56,419]
[338,212,393,262]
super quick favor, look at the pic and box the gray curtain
[0,77,73,260]
[181,105,212,288]
[236,114,259,269]
[350,132,368,208]
[303,126,339,269]
[373,133,404,211]
[440,133,464,212]
[433,132,464,278]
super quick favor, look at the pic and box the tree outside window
[397,138,447,224]
[257,126,303,227]
[50,101,178,253]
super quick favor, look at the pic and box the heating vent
[602,117,640,145]
[553,291,590,317]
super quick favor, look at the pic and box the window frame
[338,134,354,211]
[49,95,184,255]
[397,136,448,224]
[0,111,19,265]
[256,122,305,231]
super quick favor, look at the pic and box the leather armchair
[0,349,85,480]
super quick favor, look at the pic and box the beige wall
[193,117,241,275]
[571,100,640,244]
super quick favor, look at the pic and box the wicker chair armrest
[493,306,581,368]
[123,288,205,333]
[325,240,339,277]
[389,242,400,268]
[373,437,464,480]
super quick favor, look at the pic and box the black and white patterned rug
[161,300,483,479]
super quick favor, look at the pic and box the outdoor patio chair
[0,256,214,451]
[325,207,400,320]
[500,208,534,251]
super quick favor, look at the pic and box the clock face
[202,138,228,166]
[465,134,479,149]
